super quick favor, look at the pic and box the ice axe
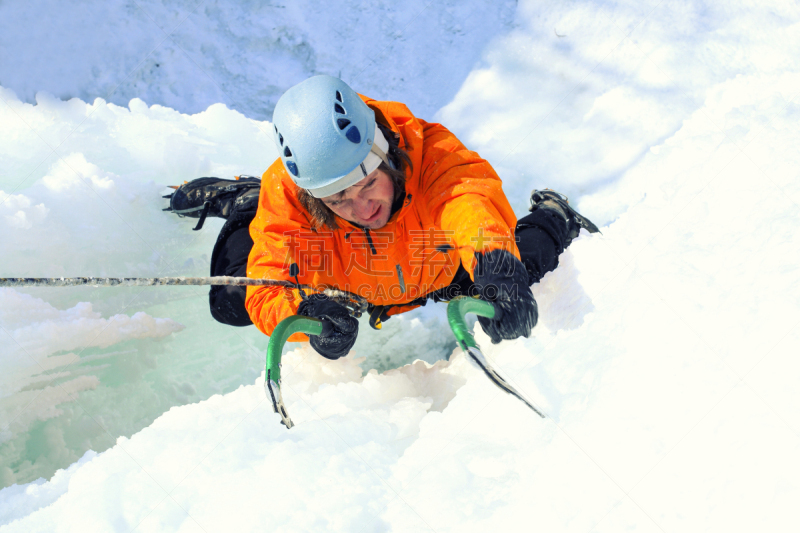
[263,314,323,428]
[263,296,544,428]
[447,296,545,418]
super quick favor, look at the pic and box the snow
[1,0,800,531]
[0,0,516,121]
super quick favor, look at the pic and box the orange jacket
[245,96,520,339]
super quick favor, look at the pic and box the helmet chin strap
[370,133,390,167]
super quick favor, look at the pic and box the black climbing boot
[529,189,600,247]
[163,176,261,230]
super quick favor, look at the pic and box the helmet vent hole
[345,126,361,144]
[334,103,345,114]
[286,161,298,176]
[335,90,343,102]
[284,146,292,157]
[337,118,351,130]
[279,133,284,146]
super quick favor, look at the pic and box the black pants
[209,206,568,327]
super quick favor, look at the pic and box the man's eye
[365,179,376,188]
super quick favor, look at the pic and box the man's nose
[352,197,373,219]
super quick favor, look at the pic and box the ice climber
[164,75,598,360]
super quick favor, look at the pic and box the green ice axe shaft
[446,297,545,418]
[447,297,498,350]
[265,315,323,429]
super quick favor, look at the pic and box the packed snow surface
[2,0,800,531]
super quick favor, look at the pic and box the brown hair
[298,123,412,230]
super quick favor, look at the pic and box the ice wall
[0,0,517,121]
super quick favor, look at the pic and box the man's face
[320,169,395,229]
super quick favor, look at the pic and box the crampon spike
[168,185,179,190]
[162,193,174,199]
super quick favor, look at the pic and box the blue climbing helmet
[271,75,390,198]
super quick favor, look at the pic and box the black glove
[297,294,358,359]
[473,249,538,344]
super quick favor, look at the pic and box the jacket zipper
[364,228,406,294]
[364,228,377,255]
